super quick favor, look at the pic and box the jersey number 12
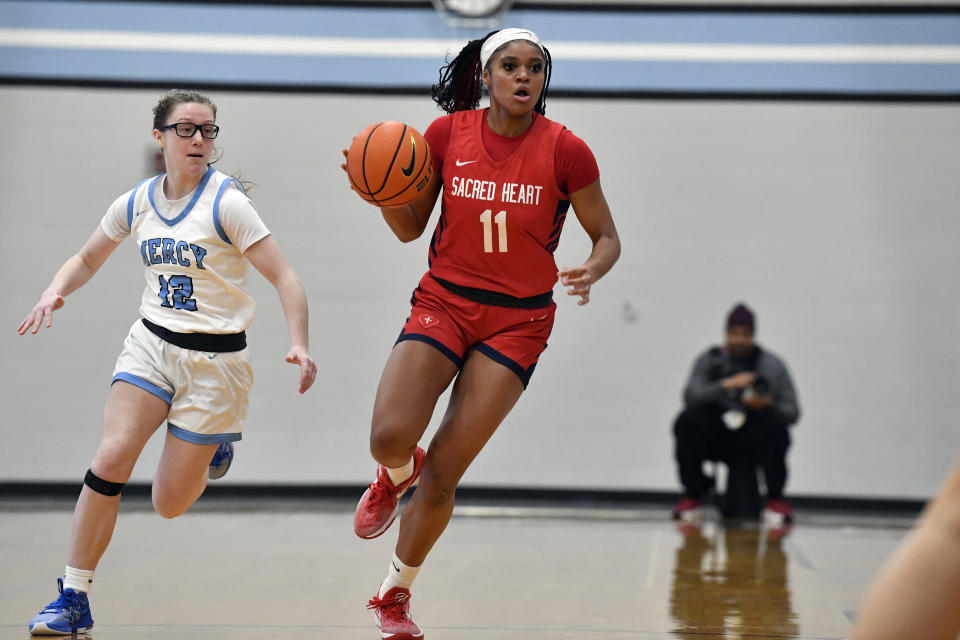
[158,275,198,311]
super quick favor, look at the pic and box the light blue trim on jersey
[112,372,173,404]
[147,167,215,227]
[126,177,154,229]
[168,422,242,444]
[212,178,238,245]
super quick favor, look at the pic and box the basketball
[346,121,433,207]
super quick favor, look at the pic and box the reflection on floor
[0,499,912,639]
[671,520,799,639]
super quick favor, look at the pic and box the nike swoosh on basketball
[455,159,477,166]
[401,137,416,177]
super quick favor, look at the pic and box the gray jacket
[682,345,801,425]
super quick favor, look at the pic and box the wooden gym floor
[0,498,913,639]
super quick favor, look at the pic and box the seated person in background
[671,303,801,524]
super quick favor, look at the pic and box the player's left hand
[286,346,317,394]
[558,266,594,305]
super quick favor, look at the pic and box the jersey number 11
[480,209,508,253]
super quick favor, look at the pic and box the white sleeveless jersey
[101,167,270,334]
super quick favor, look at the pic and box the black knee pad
[84,468,125,497]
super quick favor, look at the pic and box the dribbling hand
[340,149,363,198]
[558,266,594,305]
[17,292,65,335]
[286,346,317,394]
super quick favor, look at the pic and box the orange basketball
[346,121,433,207]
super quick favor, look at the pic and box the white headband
[479,28,545,71]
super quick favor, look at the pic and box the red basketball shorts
[397,273,556,387]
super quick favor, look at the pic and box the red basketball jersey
[428,110,570,299]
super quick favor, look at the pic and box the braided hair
[431,31,552,116]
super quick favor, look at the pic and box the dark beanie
[726,303,755,332]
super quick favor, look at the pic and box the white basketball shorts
[111,319,253,444]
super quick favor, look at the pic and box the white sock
[378,552,421,597]
[63,565,94,593]
[385,457,414,487]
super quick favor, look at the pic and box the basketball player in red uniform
[342,28,620,638]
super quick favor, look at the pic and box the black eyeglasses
[158,122,220,139]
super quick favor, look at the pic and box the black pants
[673,405,791,500]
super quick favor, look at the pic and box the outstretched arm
[244,235,317,394]
[18,227,120,335]
[559,179,621,305]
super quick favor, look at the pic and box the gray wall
[2,86,958,498]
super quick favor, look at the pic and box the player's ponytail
[431,31,551,116]
[432,32,492,114]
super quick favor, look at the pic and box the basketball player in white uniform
[18,90,317,635]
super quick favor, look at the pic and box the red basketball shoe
[763,498,795,527]
[354,447,426,539]
[671,496,703,522]
[367,587,423,639]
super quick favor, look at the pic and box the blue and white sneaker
[208,442,234,480]
[29,578,93,635]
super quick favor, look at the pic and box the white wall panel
[2,87,958,498]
